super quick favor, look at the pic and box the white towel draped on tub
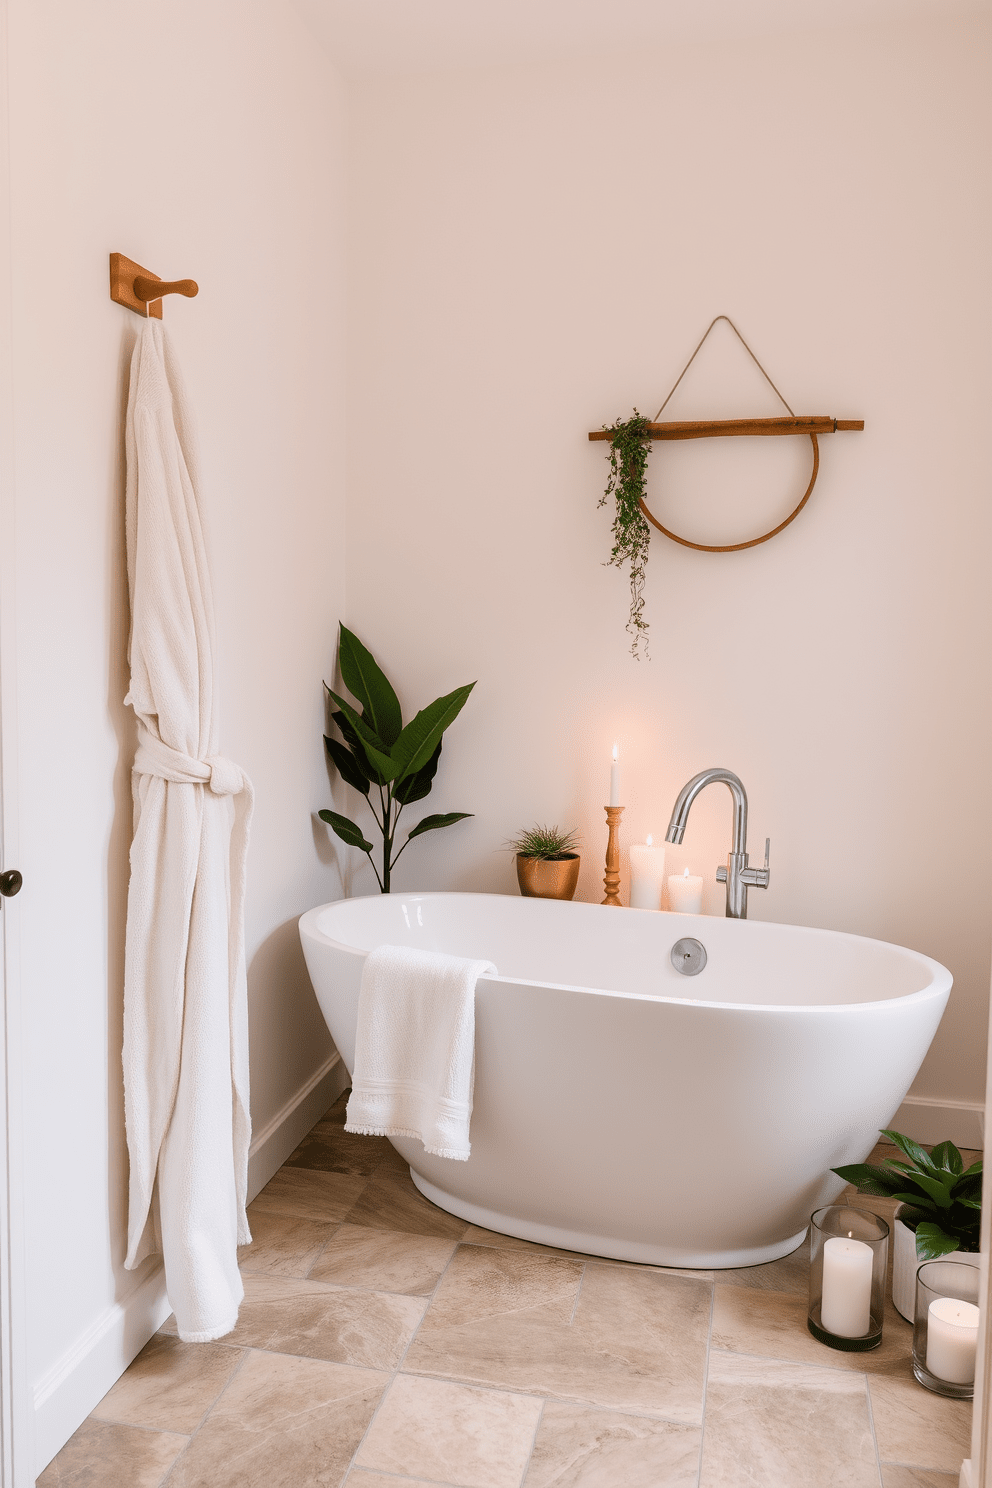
[122,319,254,1343]
[345,944,497,1161]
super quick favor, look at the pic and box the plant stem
[382,792,392,894]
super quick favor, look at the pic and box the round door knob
[0,869,23,898]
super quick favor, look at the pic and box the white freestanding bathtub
[298,892,951,1268]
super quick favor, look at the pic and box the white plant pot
[891,1204,980,1321]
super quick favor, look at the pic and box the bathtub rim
[299,890,952,1016]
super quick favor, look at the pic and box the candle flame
[683,866,689,878]
[646,833,652,847]
[612,743,618,762]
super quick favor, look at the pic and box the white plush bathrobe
[122,319,253,1342]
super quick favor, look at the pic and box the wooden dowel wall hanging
[109,253,199,318]
[591,316,865,658]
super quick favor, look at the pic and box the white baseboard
[959,1460,974,1488]
[887,1096,984,1151]
[33,1260,171,1476]
[247,1051,348,1202]
[32,1052,348,1477]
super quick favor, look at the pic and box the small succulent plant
[832,1129,982,1260]
[508,824,581,862]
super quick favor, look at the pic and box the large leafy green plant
[319,626,475,893]
[832,1130,982,1260]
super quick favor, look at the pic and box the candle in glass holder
[630,835,665,910]
[668,866,703,914]
[926,1297,980,1384]
[820,1235,873,1338]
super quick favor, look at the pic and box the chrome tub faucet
[664,768,770,920]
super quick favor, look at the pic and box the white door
[0,0,31,1471]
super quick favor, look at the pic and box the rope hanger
[588,315,864,553]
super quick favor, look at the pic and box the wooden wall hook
[109,253,199,318]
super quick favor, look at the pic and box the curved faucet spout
[664,768,748,855]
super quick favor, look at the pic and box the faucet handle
[716,865,727,882]
[740,838,771,889]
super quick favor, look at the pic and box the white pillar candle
[609,744,620,807]
[926,1297,980,1384]
[668,866,703,914]
[820,1235,874,1337]
[629,835,666,910]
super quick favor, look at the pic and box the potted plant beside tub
[510,825,581,901]
[833,1130,982,1321]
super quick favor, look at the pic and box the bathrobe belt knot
[134,730,250,797]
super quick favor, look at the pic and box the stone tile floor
[39,1097,976,1487]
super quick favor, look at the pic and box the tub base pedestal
[410,1170,809,1271]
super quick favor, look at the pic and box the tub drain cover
[671,938,707,976]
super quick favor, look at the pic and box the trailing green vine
[598,411,653,659]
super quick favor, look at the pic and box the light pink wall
[345,18,992,1112]
[5,0,345,1454]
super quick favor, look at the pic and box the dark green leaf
[880,1129,941,1178]
[391,683,476,782]
[914,1221,967,1261]
[930,1141,964,1177]
[887,1190,943,1212]
[327,690,398,780]
[337,625,402,746]
[963,1160,984,1179]
[393,739,442,805]
[955,1196,982,1210]
[831,1164,906,1197]
[330,710,388,787]
[902,1170,954,1209]
[317,809,373,853]
[406,811,474,841]
[324,736,372,796]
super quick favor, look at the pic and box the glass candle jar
[913,1259,981,1398]
[807,1205,889,1351]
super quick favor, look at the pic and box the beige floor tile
[880,1468,960,1487]
[239,1209,340,1277]
[37,1417,187,1486]
[717,1240,809,1296]
[347,1474,454,1488]
[426,1244,585,1325]
[868,1372,972,1473]
[286,1124,409,1178]
[90,1333,244,1433]
[523,1400,701,1487]
[167,1348,388,1488]
[711,1282,913,1373]
[461,1225,712,1279]
[222,1272,426,1369]
[340,1172,470,1240]
[308,1223,457,1294]
[699,1350,879,1487]
[248,1167,367,1225]
[405,1247,710,1422]
[461,1226,596,1261]
[355,1373,543,1488]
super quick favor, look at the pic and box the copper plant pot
[515,853,581,901]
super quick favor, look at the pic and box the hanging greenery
[598,411,653,659]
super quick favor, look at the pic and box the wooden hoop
[638,432,819,554]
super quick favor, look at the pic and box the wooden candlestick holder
[602,805,623,906]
